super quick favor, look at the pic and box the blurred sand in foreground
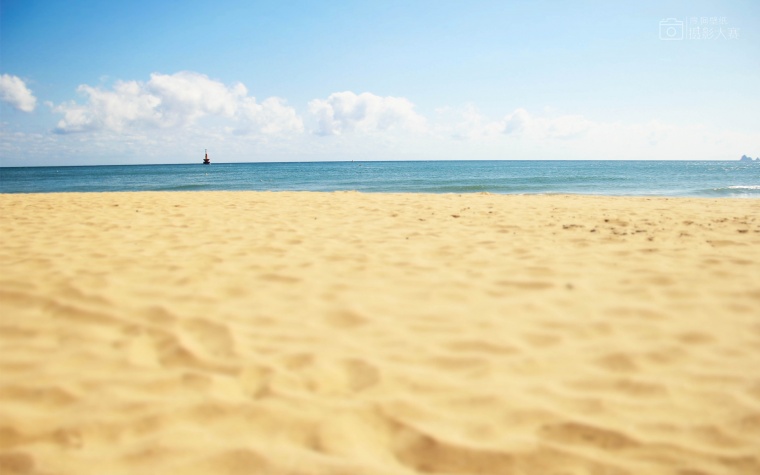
[1,191,759,475]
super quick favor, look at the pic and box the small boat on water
[203,149,210,165]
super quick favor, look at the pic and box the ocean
[1,161,758,197]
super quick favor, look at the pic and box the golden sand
[1,191,759,475]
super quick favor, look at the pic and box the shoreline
[3,190,760,199]
[1,191,759,474]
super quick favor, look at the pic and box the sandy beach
[1,191,759,475]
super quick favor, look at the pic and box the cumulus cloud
[237,97,304,135]
[53,71,302,135]
[0,74,37,112]
[308,91,426,136]
[146,72,246,124]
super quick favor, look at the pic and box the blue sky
[1,0,758,165]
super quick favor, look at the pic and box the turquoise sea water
[1,161,758,197]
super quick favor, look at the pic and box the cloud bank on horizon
[0,70,757,165]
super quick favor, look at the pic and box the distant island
[740,155,759,161]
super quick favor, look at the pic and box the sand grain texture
[1,192,759,475]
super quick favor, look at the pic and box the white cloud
[308,91,426,136]
[53,82,161,133]
[431,106,760,160]
[501,110,760,160]
[237,97,304,135]
[501,109,592,140]
[440,107,594,142]
[146,71,245,125]
[53,71,302,135]
[0,74,37,112]
[439,104,507,141]
[6,71,757,165]
[502,108,531,135]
